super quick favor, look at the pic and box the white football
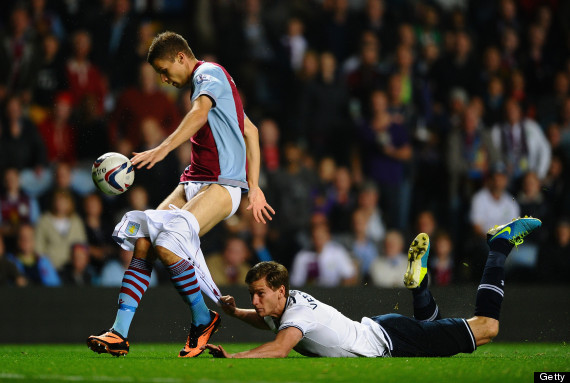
[91,152,135,195]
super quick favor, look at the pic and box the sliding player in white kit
[87,31,274,358]
[204,217,541,358]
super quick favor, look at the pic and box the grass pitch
[0,343,568,383]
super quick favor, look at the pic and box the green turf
[0,343,568,383]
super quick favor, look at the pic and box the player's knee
[134,238,153,260]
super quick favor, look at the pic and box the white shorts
[182,182,242,220]
[112,208,222,304]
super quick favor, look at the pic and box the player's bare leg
[182,184,233,236]
[154,245,221,357]
[156,184,187,210]
[466,317,499,346]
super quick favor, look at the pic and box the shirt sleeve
[191,66,225,107]
[278,305,315,336]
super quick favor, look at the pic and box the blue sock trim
[119,303,137,312]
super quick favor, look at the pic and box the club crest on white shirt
[125,221,140,236]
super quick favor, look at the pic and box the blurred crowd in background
[1,0,570,289]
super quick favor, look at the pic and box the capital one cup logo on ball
[92,152,135,195]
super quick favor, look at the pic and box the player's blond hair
[147,31,194,63]
[246,261,290,297]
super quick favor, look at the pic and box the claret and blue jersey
[180,61,248,190]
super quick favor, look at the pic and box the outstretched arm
[219,295,269,330]
[243,116,275,223]
[130,95,213,169]
[204,327,303,358]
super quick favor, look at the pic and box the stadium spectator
[269,142,317,268]
[491,98,551,190]
[430,230,454,286]
[0,95,47,172]
[467,163,520,278]
[483,76,507,127]
[321,0,359,66]
[74,93,110,162]
[469,163,520,237]
[356,0,394,53]
[447,106,499,231]
[91,0,140,91]
[206,236,251,286]
[346,37,387,120]
[258,118,281,174]
[0,168,40,253]
[290,220,357,287]
[280,17,308,73]
[499,27,520,75]
[320,166,357,239]
[0,5,38,103]
[356,89,412,231]
[350,208,379,282]
[0,233,27,287]
[29,0,66,42]
[37,92,77,164]
[298,51,351,161]
[108,62,181,150]
[250,219,275,263]
[432,31,478,103]
[478,46,508,96]
[65,30,107,116]
[311,156,337,214]
[521,24,554,96]
[414,210,438,242]
[82,193,115,273]
[355,181,386,245]
[369,229,407,288]
[39,161,82,213]
[29,33,68,121]
[7,223,60,286]
[59,242,97,286]
[34,189,87,270]
[536,72,570,128]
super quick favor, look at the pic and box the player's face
[151,54,189,88]
[248,278,286,318]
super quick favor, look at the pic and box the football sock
[412,275,441,321]
[112,257,153,338]
[167,258,211,326]
[474,239,511,320]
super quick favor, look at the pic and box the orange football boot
[179,310,221,358]
[87,329,129,357]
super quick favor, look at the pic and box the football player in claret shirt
[204,217,540,359]
[87,31,274,358]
